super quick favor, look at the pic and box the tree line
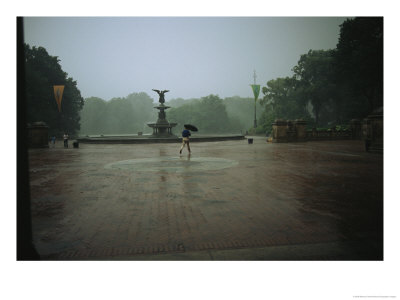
[79,93,156,135]
[23,44,261,136]
[257,17,383,134]
[79,94,263,135]
[24,17,382,136]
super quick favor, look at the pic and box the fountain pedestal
[147,103,177,136]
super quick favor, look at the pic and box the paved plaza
[27,137,383,260]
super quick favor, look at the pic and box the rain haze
[23,17,348,101]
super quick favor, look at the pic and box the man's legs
[179,140,185,154]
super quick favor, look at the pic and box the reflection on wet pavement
[28,139,383,260]
[105,156,238,173]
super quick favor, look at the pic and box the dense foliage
[257,17,383,132]
[223,96,263,132]
[79,94,257,135]
[168,94,247,134]
[24,44,84,136]
[334,17,383,118]
[260,76,314,134]
[79,93,156,135]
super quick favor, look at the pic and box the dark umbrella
[184,124,198,131]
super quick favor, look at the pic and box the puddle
[104,156,238,173]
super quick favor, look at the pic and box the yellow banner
[53,85,65,112]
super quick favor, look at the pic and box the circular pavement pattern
[105,156,238,173]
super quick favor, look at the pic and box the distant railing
[271,119,362,143]
[306,128,352,141]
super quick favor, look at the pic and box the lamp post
[250,70,260,128]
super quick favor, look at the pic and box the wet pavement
[28,137,383,260]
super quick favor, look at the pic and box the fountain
[146,89,177,137]
[77,88,245,144]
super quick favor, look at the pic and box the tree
[79,97,108,135]
[168,95,237,134]
[334,17,383,115]
[223,96,263,131]
[292,49,336,126]
[258,76,313,133]
[197,95,230,132]
[256,18,383,130]
[104,97,134,134]
[166,97,199,108]
[261,77,302,118]
[24,44,84,136]
[126,92,157,132]
[168,100,201,131]
[79,92,156,135]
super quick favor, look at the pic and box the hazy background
[23,17,348,101]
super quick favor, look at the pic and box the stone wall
[271,119,346,143]
[271,114,383,153]
[272,119,307,143]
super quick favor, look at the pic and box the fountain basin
[77,134,245,144]
[147,122,177,136]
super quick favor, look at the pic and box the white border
[2,1,399,300]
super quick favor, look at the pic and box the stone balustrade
[271,112,383,152]
[363,107,383,153]
[306,127,352,141]
[272,119,319,143]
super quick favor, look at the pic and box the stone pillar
[28,122,49,148]
[272,119,288,142]
[350,119,362,139]
[294,119,307,142]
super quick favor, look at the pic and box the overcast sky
[23,17,348,101]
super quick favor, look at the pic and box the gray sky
[24,17,348,101]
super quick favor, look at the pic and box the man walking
[179,127,191,154]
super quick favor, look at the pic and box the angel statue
[152,89,170,104]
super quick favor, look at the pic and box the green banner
[251,84,260,101]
